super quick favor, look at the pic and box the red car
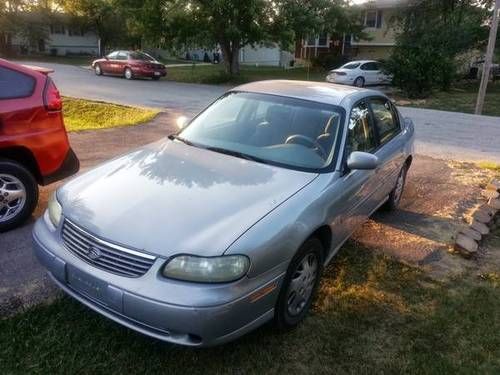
[92,51,167,80]
[0,59,79,232]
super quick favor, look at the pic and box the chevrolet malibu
[33,80,414,347]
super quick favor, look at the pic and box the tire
[383,164,408,211]
[354,76,365,87]
[152,76,160,81]
[274,237,324,330]
[0,160,39,232]
[124,68,133,80]
[94,64,102,76]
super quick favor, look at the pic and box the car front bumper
[32,215,285,347]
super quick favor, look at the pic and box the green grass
[394,82,500,117]
[1,242,499,374]
[166,64,326,84]
[62,97,159,132]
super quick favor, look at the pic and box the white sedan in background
[326,60,391,87]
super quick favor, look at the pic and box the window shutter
[376,11,383,28]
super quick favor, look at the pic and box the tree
[161,0,363,75]
[386,0,492,98]
[57,0,129,55]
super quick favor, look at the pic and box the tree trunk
[221,41,240,75]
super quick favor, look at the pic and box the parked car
[92,51,167,80]
[33,80,414,346]
[326,60,391,87]
[0,59,79,232]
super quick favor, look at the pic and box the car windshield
[129,52,154,61]
[341,62,360,69]
[176,92,344,171]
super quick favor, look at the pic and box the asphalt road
[23,61,500,163]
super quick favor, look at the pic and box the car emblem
[87,246,102,260]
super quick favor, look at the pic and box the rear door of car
[368,97,405,197]
[360,62,378,85]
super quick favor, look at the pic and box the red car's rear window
[0,66,36,99]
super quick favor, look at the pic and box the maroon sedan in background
[92,51,167,80]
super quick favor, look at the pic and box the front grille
[61,219,156,277]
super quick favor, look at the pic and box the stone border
[455,179,500,258]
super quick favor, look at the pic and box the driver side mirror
[347,151,379,170]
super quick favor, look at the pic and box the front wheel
[0,160,39,232]
[124,68,133,80]
[94,64,102,76]
[274,237,324,329]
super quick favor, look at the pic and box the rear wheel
[383,164,408,211]
[94,64,102,76]
[274,237,324,329]
[152,76,160,81]
[124,68,133,80]
[0,160,38,232]
[354,76,365,87]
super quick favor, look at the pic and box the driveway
[19,61,500,163]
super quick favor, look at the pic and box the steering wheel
[285,134,328,160]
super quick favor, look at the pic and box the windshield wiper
[168,134,194,146]
[205,146,268,164]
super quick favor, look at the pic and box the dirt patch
[353,155,500,280]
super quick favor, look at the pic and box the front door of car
[327,101,381,240]
[369,97,405,197]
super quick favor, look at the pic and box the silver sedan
[33,80,414,346]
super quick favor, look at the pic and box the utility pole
[475,0,500,115]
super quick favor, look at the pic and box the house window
[318,34,328,46]
[68,27,84,37]
[306,36,316,46]
[365,9,383,28]
[50,24,65,35]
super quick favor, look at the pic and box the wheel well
[310,225,332,259]
[0,147,41,183]
[405,155,413,168]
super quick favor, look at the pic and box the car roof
[231,80,384,107]
[342,60,378,65]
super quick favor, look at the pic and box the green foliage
[386,0,491,98]
[311,53,349,70]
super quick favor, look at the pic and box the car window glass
[116,52,128,60]
[0,66,36,100]
[347,102,377,153]
[370,98,400,144]
[107,52,118,59]
[341,62,360,69]
[361,62,377,71]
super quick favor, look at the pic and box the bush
[311,53,349,71]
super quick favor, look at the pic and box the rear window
[0,66,36,99]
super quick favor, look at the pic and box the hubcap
[393,170,405,204]
[0,174,27,223]
[286,252,318,317]
[125,69,132,79]
[95,65,101,74]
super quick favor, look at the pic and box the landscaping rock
[488,198,500,210]
[481,189,500,200]
[454,233,478,258]
[472,208,493,224]
[458,227,482,241]
[471,219,490,235]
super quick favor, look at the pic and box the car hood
[58,139,318,258]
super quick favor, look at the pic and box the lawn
[63,97,159,132]
[393,82,500,117]
[1,240,499,374]
[166,64,326,84]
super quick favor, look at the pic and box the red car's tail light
[43,77,63,112]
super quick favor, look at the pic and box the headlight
[47,192,62,228]
[162,255,250,283]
